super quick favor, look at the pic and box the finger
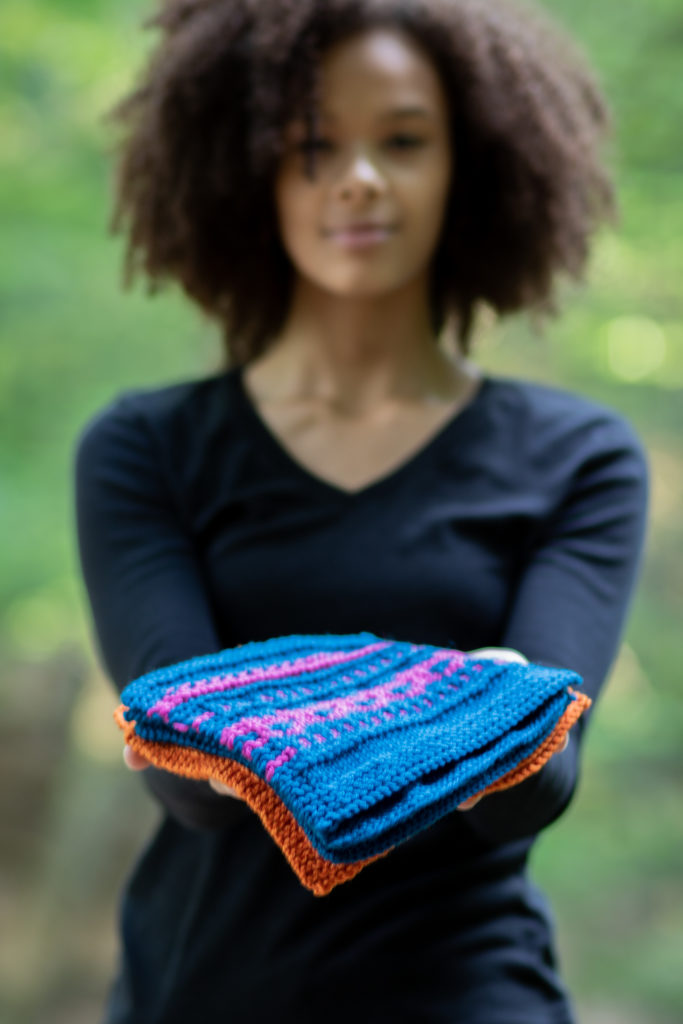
[209,778,240,798]
[123,744,151,771]
[466,648,529,665]
[458,794,483,811]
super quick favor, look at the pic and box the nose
[336,148,386,203]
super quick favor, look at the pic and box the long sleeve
[463,412,651,844]
[73,393,247,831]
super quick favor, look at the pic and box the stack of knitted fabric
[114,632,591,896]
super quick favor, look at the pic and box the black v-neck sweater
[73,364,649,1024]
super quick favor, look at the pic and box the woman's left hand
[457,733,569,811]
[457,646,569,811]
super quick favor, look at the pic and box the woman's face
[274,26,453,301]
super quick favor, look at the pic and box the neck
[253,274,470,410]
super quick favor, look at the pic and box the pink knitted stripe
[212,650,466,777]
[147,640,392,723]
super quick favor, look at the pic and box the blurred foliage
[0,1,681,1022]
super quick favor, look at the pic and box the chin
[313,270,419,301]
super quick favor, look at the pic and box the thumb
[123,744,150,771]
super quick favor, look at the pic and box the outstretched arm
[461,413,650,843]
[74,392,246,830]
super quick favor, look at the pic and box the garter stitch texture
[114,632,591,895]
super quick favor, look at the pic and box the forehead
[313,26,448,122]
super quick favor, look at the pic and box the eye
[387,135,423,149]
[296,137,335,154]
[296,137,423,152]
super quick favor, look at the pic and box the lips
[325,221,395,234]
[323,222,397,249]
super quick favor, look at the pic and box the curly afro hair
[107,0,618,366]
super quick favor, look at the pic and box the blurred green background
[1,1,681,1021]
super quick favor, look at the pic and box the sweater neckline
[227,364,493,502]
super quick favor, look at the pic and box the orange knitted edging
[468,689,592,800]
[114,688,591,896]
[114,705,387,896]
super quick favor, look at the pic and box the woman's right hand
[208,779,241,798]
[123,744,242,799]
[123,744,151,771]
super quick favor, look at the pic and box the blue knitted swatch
[119,632,585,861]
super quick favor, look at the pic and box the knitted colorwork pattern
[114,632,591,895]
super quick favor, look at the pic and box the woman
[74,1,650,1020]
